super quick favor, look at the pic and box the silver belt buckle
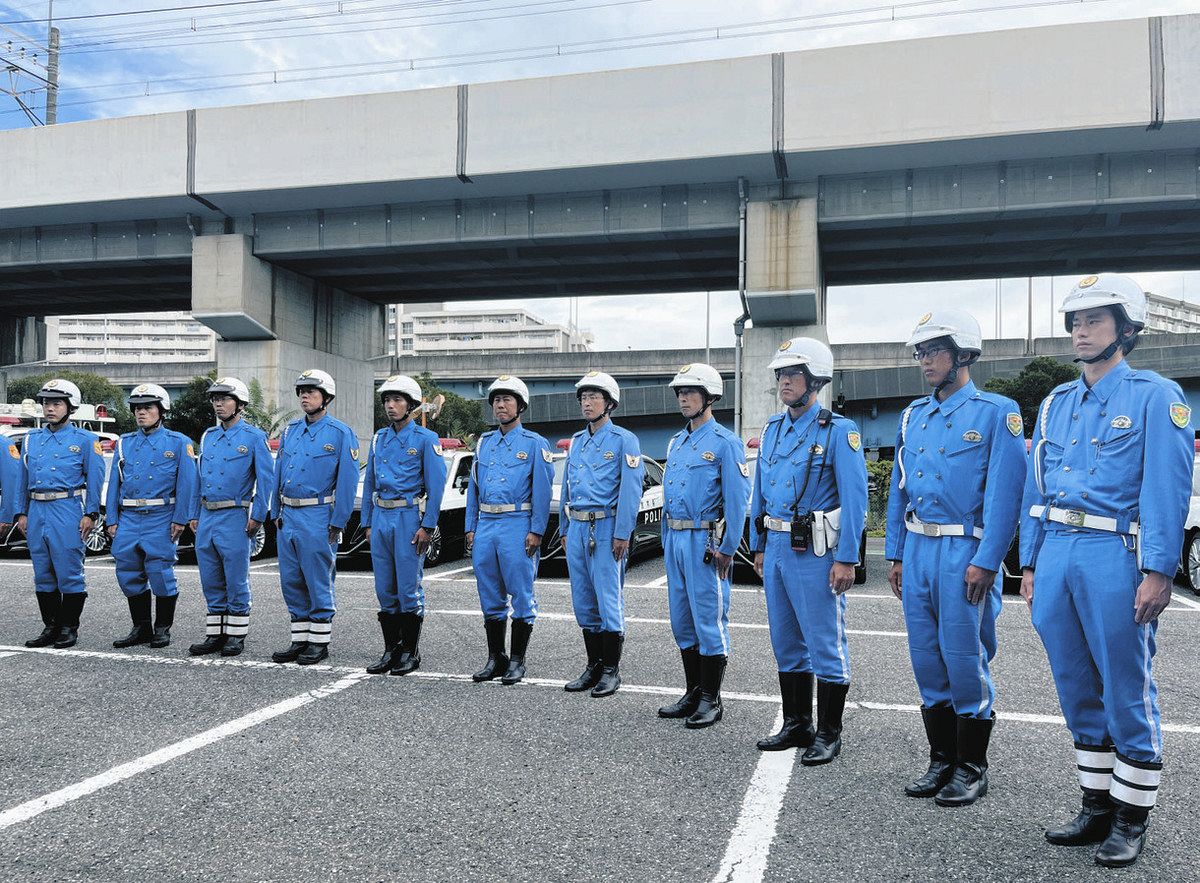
[922,522,940,537]
[133,499,147,507]
[1063,509,1086,527]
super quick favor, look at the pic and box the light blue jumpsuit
[11,426,105,595]
[0,441,18,525]
[750,408,868,683]
[1021,360,1193,807]
[885,382,1026,716]
[271,413,360,648]
[662,418,749,657]
[195,419,275,638]
[466,425,553,624]
[361,421,447,616]
[560,421,644,634]
[107,427,199,599]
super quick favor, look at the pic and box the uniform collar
[684,418,718,444]
[583,421,613,446]
[384,420,416,443]
[302,413,330,434]
[785,405,819,434]
[496,425,522,446]
[929,380,978,417]
[1081,358,1131,403]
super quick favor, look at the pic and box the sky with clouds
[4,0,1200,349]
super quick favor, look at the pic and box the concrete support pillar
[740,196,826,442]
[191,234,385,449]
[0,316,47,367]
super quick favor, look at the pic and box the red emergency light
[100,439,116,452]
[268,438,281,451]
[95,405,108,419]
[746,437,760,449]
[0,415,20,425]
[556,438,572,450]
[439,438,464,450]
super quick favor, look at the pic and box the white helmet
[669,363,723,400]
[128,383,172,412]
[36,378,82,410]
[575,370,620,405]
[295,368,336,399]
[207,376,250,406]
[767,338,834,381]
[378,374,423,406]
[1059,273,1147,333]
[488,375,530,410]
[907,308,983,357]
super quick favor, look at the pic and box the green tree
[168,370,219,443]
[983,356,1078,437]
[243,378,295,439]
[373,372,487,448]
[7,369,135,433]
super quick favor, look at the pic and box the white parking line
[0,669,369,831]
[712,711,795,883]
[648,574,670,587]
[432,563,474,578]
[1170,590,1200,611]
[0,651,19,660]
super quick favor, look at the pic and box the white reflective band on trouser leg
[290,622,310,641]
[225,615,250,637]
[205,615,223,637]
[1110,756,1161,808]
[1076,746,1116,790]
[308,623,332,645]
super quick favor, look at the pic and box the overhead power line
[1,0,285,26]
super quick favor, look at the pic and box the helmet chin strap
[684,399,712,423]
[1074,335,1126,365]
[48,407,71,429]
[933,349,962,398]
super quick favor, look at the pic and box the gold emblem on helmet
[387,375,400,382]
[1078,275,1099,288]
[301,370,313,377]
[45,380,59,389]
[917,313,932,325]
[679,365,692,373]
[135,385,148,393]
[777,340,792,351]
[585,370,599,377]
[497,374,510,381]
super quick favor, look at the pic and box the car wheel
[1187,531,1200,595]
[84,514,111,555]
[250,522,269,560]
[425,525,443,567]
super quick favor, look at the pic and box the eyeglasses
[774,366,807,380]
[579,392,606,402]
[912,346,950,362]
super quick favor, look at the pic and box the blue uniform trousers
[762,530,850,683]
[278,506,337,624]
[113,508,180,598]
[472,513,538,622]
[901,534,999,717]
[370,506,426,616]
[195,508,253,616]
[28,498,87,595]
[663,527,730,656]
[566,515,626,634]
[1031,531,1162,763]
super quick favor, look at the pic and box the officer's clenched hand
[188,519,199,533]
[829,561,855,595]
[15,515,28,536]
[525,532,541,557]
[246,518,261,538]
[1134,571,1173,624]
[170,522,185,542]
[1020,568,1035,610]
[887,561,903,599]
[78,515,94,543]
[465,531,474,553]
[328,526,342,546]
[413,526,432,555]
[753,551,765,580]
[105,522,117,540]
[964,565,996,605]
[364,527,372,544]
[612,537,629,562]
[714,551,732,581]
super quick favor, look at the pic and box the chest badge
[810,444,825,456]
[603,451,615,460]
[237,445,249,454]
[516,451,528,460]
[702,451,716,462]
[1110,415,1133,430]
[1169,403,1191,429]
[1006,413,1023,437]
[323,443,335,452]
[69,444,81,453]
[407,448,418,456]
[962,430,983,443]
[164,450,175,459]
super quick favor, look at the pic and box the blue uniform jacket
[663,417,749,557]
[10,424,105,518]
[0,439,20,522]
[361,421,448,532]
[750,408,869,563]
[1020,360,1194,577]
[885,382,1027,572]
[465,425,554,536]
[198,419,276,524]
[559,421,644,542]
[106,427,200,525]
[270,413,360,530]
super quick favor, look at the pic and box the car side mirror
[454,475,469,491]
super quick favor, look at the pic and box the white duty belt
[373,494,425,511]
[202,500,250,511]
[666,518,719,530]
[762,516,792,533]
[479,502,532,514]
[30,488,84,502]
[281,493,336,508]
[565,507,617,522]
[122,497,176,508]
[905,511,984,540]
[1029,505,1139,536]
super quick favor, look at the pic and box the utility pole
[46,0,59,125]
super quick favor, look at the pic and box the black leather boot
[297,627,330,665]
[801,680,850,766]
[590,631,623,698]
[1046,788,1114,846]
[366,612,402,674]
[658,645,702,718]
[272,622,308,663]
[905,705,957,797]
[149,594,177,648]
[935,713,994,806]
[189,627,228,656]
[1094,801,1151,868]
[472,618,509,682]
[113,591,154,648]
[685,654,727,729]
[389,613,423,676]
[564,630,603,692]
[26,591,62,648]
[757,671,816,751]
[53,592,87,649]
[219,635,245,657]
[501,619,533,685]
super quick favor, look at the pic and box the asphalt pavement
[1,546,1198,882]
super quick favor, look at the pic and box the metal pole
[45,1,58,125]
[1026,277,1033,353]
[705,290,711,365]
[734,179,750,440]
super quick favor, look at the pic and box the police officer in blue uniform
[186,377,275,658]
[107,383,200,650]
[362,374,447,676]
[466,375,554,686]
[657,363,749,729]
[1,379,104,649]
[885,311,1026,804]
[560,371,644,698]
[270,369,361,666]
[750,339,868,764]
[1020,274,1193,868]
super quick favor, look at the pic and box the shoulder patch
[625,453,641,468]
[738,461,750,477]
[847,431,862,451]
[186,443,195,458]
[1006,413,1023,437]
[7,444,18,460]
[93,440,104,455]
[351,448,360,461]
[1169,402,1191,429]
[540,448,553,463]
[433,444,444,456]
